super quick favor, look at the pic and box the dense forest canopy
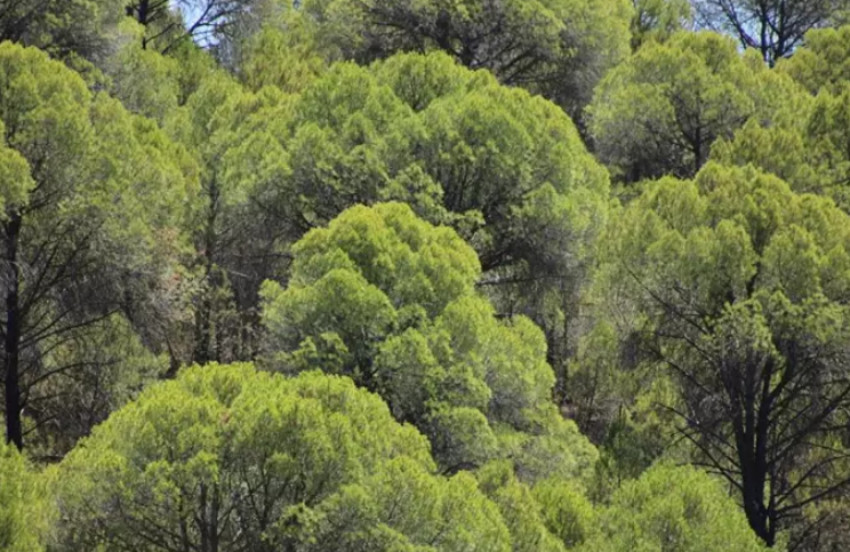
[3,0,850,550]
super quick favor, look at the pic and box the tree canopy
[595,162,850,545]
[55,363,513,551]
[588,31,793,182]
[0,41,193,451]
[693,0,850,65]
[5,2,850,550]
[261,202,597,481]
[584,463,768,551]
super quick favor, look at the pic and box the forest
[2,0,850,550]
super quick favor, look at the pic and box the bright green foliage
[371,51,483,111]
[710,27,850,209]
[533,478,597,549]
[584,463,768,552]
[0,41,193,451]
[312,457,510,552]
[710,74,850,211]
[779,26,850,94]
[595,162,850,544]
[261,203,597,479]
[476,462,568,552]
[0,128,33,219]
[102,35,183,123]
[269,61,428,230]
[0,443,50,550]
[55,363,511,551]
[588,31,783,182]
[372,52,610,376]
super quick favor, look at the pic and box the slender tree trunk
[194,180,219,365]
[4,213,23,450]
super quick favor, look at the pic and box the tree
[711,46,850,212]
[260,202,597,480]
[165,70,296,366]
[584,463,768,551]
[692,0,850,65]
[596,162,850,545]
[55,363,512,551]
[475,461,571,552]
[230,0,633,123]
[0,0,127,63]
[232,52,610,388]
[0,42,193,450]
[532,476,598,549]
[588,31,786,182]
[778,25,850,94]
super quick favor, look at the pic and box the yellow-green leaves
[0,443,51,551]
[630,0,693,49]
[0,41,195,452]
[585,464,767,552]
[778,25,850,95]
[261,202,597,481]
[0,136,32,219]
[263,0,632,119]
[596,162,850,545]
[55,363,514,551]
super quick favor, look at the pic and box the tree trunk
[4,213,23,450]
[194,179,219,365]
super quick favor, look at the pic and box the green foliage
[476,461,568,552]
[595,162,850,544]
[232,52,610,381]
[0,443,50,551]
[55,363,511,551]
[533,478,597,549]
[712,85,850,209]
[0,41,193,451]
[102,35,183,123]
[779,25,850,94]
[238,18,327,93]
[31,314,169,455]
[713,27,850,212]
[588,31,785,182]
[157,65,296,365]
[585,463,768,552]
[243,0,633,120]
[0,0,129,63]
[261,202,597,480]
[630,0,693,50]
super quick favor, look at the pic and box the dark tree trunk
[4,213,23,450]
[194,179,219,365]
